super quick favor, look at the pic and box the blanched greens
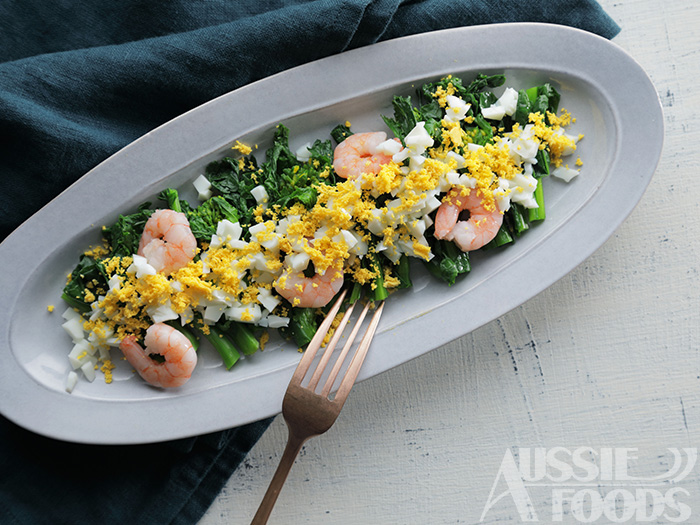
[378,74,562,285]
[207,124,337,226]
[62,72,570,377]
[61,255,109,313]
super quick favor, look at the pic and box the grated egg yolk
[74,81,581,354]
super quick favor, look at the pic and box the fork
[251,290,385,525]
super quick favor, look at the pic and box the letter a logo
[480,449,538,522]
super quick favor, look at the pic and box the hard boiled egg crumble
[61,73,582,391]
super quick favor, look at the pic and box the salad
[59,73,582,392]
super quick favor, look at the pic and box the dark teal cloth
[0,1,619,523]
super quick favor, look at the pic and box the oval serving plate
[0,23,663,444]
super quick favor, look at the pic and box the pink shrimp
[434,187,503,251]
[119,323,197,388]
[138,209,197,274]
[333,132,398,179]
[275,268,344,308]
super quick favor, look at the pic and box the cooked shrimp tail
[138,209,197,274]
[274,267,344,308]
[333,132,399,180]
[119,323,197,388]
[434,187,503,251]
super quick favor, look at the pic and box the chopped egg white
[403,122,433,155]
[127,255,157,279]
[147,301,179,324]
[62,317,85,343]
[443,95,471,123]
[251,185,269,206]
[481,104,506,121]
[80,361,96,382]
[481,87,519,120]
[193,174,212,201]
[295,142,312,161]
[68,340,93,369]
[217,219,243,242]
[65,371,79,393]
[551,166,580,182]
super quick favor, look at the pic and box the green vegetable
[419,73,504,101]
[61,72,573,374]
[471,112,495,145]
[394,255,413,289]
[491,226,514,247]
[382,94,443,144]
[158,188,183,213]
[283,308,319,348]
[382,95,418,142]
[484,203,536,251]
[157,188,240,241]
[348,281,363,305]
[509,203,530,235]
[513,89,532,126]
[526,83,561,118]
[262,125,300,184]
[61,255,109,312]
[525,86,539,103]
[331,123,353,144]
[222,321,260,356]
[369,254,389,302]
[538,83,561,114]
[466,73,506,94]
[528,180,546,222]
[102,204,153,258]
[200,324,240,370]
[535,148,551,178]
[478,90,498,110]
[421,75,464,98]
[207,124,335,225]
[305,139,335,164]
[186,196,239,241]
[205,156,258,224]
[423,239,470,286]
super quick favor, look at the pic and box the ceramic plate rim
[0,23,664,444]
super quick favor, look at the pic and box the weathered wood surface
[201,2,700,523]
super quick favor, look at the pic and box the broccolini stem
[349,282,363,305]
[525,86,539,104]
[510,203,529,235]
[528,180,546,222]
[492,227,513,247]
[396,255,412,289]
[60,292,91,313]
[159,188,182,213]
[288,308,318,348]
[225,322,259,356]
[200,325,240,370]
[371,254,389,302]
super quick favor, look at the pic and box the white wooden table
[201,2,700,523]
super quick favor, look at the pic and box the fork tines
[251,292,384,524]
[291,290,384,404]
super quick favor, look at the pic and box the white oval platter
[0,23,663,444]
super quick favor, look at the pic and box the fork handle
[251,432,306,525]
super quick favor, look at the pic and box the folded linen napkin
[0,1,619,523]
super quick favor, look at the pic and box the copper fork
[251,290,384,524]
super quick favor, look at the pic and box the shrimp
[275,268,344,308]
[434,187,503,251]
[119,323,197,388]
[138,209,197,274]
[333,131,397,179]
